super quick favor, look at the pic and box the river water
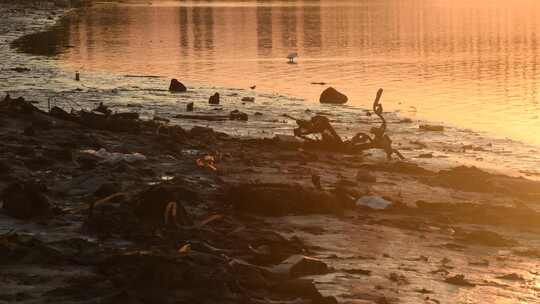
[56,0,540,145]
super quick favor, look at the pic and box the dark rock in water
[241,97,255,102]
[186,102,194,112]
[229,110,248,121]
[227,183,355,216]
[1,181,52,219]
[209,92,220,105]
[320,87,348,104]
[169,79,187,92]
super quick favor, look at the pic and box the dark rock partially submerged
[319,87,348,104]
[169,78,187,92]
[209,92,220,105]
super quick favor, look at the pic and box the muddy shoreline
[2,89,540,303]
[1,2,540,303]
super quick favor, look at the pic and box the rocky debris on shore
[2,91,540,303]
[0,94,344,303]
[169,78,187,92]
[319,87,348,104]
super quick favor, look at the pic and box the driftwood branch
[288,88,404,160]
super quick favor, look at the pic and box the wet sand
[1,1,540,304]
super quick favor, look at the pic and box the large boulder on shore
[319,87,348,104]
[169,79,187,92]
[1,181,52,219]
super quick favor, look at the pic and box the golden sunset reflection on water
[60,0,540,146]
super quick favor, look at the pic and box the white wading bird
[287,52,298,64]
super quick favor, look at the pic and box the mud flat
[1,92,540,303]
[1,2,540,304]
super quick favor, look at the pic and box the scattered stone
[209,92,220,105]
[419,124,444,132]
[319,87,348,104]
[418,153,433,158]
[444,274,475,287]
[186,102,194,112]
[229,110,248,121]
[241,97,255,102]
[1,181,52,219]
[169,79,187,92]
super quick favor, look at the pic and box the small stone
[320,87,348,104]
[209,92,220,105]
[229,110,248,121]
[169,79,187,92]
